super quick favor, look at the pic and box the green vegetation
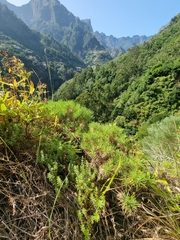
[55,13,180,135]
[1,4,180,240]
[1,52,180,239]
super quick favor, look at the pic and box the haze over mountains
[0,0,159,96]
[0,0,151,61]
[94,32,151,52]
[0,0,112,65]
[0,1,88,92]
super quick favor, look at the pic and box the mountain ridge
[94,31,151,51]
[0,2,85,92]
[0,0,151,63]
[0,0,112,65]
[79,18,151,57]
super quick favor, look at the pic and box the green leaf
[0,103,6,112]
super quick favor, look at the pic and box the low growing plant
[73,160,105,240]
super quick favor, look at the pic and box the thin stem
[44,48,54,100]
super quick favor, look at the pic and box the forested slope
[54,14,180,134]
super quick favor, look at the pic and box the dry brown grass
[0,145,179,239]
[0,149,83,240]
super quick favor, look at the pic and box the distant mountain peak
[94,31,151,52]
[0,0,111,65]
[0,1,85,92]
[82,19,93,32]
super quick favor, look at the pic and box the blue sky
[7,0,180,37]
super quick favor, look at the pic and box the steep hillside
[54,13,180,134]
[0,2,85,92]
[0,0,112,65]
